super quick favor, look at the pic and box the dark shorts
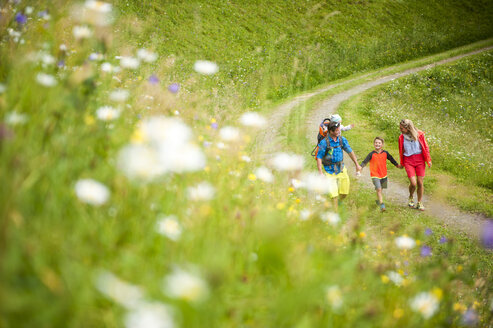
[372,177,388,190]
[403,154,426,178]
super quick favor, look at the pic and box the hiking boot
[416,202,425,211]
[380,203,386,212]
[408,197,415,208]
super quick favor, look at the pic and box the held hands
[397,164,404,169]
[428,162,432,168]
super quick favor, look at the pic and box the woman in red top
[398,119,432,211]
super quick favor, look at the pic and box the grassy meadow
[1,0,493,327]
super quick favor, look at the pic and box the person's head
[399,119,418,141]
[374,137,384,150]
[328,121,341,136]
[330,114,342,124]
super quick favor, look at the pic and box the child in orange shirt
[358,137,402,211]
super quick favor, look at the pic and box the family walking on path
[316,117,431,212]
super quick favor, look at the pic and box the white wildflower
[5,111,28,125]
[239,112,267,128]
[96,106,120,121]
[0,83,6,94]
[117,144,164,181]
[100,62,113,73]
[187,182,215,201]
[137,49,158,63]
[299,209,312,221]
[138,116,192,145]
[73,25,92,40]
[320,212,340,226]
[219,126,240,142]
[95,270,144,309]
[269,153,304,171]
[326,285,343,310]
[109,89,129,103]
[255,166,274,183]
[395,235,416,250]
[36,73,57,87]
[75,179,110,206]
[241,155,251,162]
[409,292,440,319]
[156,143,206,174]
[386,271,404,286]
[156,215,182,241]
[163,267,209,303]
[291,178,304,189]
[80,0,114,26]
[25,6,33,14]
[300,172,337,195]
[89,52,104,61]
[120,56,140,69]
[193,60,218,75]
[124,302,175,328]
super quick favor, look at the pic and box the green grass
[0,0,493,327]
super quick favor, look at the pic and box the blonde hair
[400,119,418,141]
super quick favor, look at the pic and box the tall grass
[0,0,492,327]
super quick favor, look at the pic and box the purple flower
[203,141,212,148]
[461,308,478,327]
[420,245,432,257]
[481,220,493,249]
[168,83,180,93]
[424,228,433,236]
[210,122,218,129]
[439,236,448,244]
[57,60,65,68]
[38,10,49,18]
[148,74,159,85]
[15,13,27,25]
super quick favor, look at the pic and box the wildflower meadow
[1,0,492,327]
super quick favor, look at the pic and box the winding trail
[257,45,493,239]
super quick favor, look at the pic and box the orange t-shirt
[360,150,398,178]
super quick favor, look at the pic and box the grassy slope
[0,0,492,327]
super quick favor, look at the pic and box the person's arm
[360,151,374,169]
[385,151,400,168]
[341,124,354,131]
[423,135,432,167]
[317,158,324,175]
[348,151,362,172]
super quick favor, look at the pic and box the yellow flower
[130,128,144,143]
[473,301,480,309]
[398,269,404,276]
[210,118,216,123]
[456,265,463,273]
[248,174,257,181]
[203,166,210,172]
[390,230,395,235]
[453,302,467,313]
[432,287,443,301]
[84,114,95,126]
[416,240,421,246]
[276,202,285,210]
[359,232,366,238]
[288,187,295,193]
[381,275,390,284]
[295,198,301,204]
[198,135,204,142]
[393,308,404,319]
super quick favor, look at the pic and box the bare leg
[408,176,417,199]
[417,176,424,202]
[376,188,383,204]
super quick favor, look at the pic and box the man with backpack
[316,121,362,211]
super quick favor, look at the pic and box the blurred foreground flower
[163,267,209,303]
[194,60,218,75]
[36,73,57,87]
[168,83,179,93]
[409,291,439,319]
[395,235,416,250]
[481,220,493,249]
[300,172,337,195]
[320,212,340,226]
[219,126,240,142]
[461,308,478,327]
[137,49,158,63]
[125,302,175,328]
[120,56,140,69]
[75,179,110,206]
[187,182,215,201]
[239,112,267,128]
[73,25,92,40]
[118,145,163,181]
[269,153,304,171]
[96,106,120,121]
[254,166,274,183]
[0,83,6,93]
[5,111,28,125]
[95,271,144,309]
[156,215,182,241]
[386,271,403,286]
[420,245,432,257]
[326,285,343,310]
[109,89,129,103]
[74,0,114,27]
